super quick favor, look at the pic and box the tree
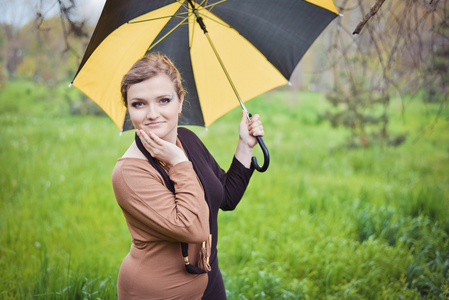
[0,0,90,84]
[0,0,32,81]
[322,0,448,147]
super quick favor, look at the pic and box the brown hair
[121,53,186,106]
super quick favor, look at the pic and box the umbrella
[71,0,339,172]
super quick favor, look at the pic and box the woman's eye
[131,102,144,107]
[160,98,172,104]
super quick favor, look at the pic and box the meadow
[1,80,448,299]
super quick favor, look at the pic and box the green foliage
[1,82,448,299]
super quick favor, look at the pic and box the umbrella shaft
[204,32,249,119]
[187,0,250,121]
[188,0,207,34]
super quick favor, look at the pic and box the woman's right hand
[136,129,188,166]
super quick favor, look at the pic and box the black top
[177,127,255,298]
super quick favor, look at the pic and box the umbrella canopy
[72,0,339,131]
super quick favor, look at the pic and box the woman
[112,53,264,299]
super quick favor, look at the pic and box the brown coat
[112,153,210,299]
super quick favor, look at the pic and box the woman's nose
[146,104,159,119]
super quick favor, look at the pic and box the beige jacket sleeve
[112,158,210,244]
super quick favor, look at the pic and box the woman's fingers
[137,129,159,154]
[136,129,187,165]
[248,114,264,137]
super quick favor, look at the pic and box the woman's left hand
[234,110,264,168]
[239,110,264,149]
[136,129,188,166]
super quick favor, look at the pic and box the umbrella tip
[68,82,72,88]
[287,81,292,86]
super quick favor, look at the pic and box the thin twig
[353,0,387,34]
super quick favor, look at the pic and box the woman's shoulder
[112,157,164,195]
[113,157,152,178]
[112,141,151,181]
[121,141,147,160]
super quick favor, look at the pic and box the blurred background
[1,0,448,299]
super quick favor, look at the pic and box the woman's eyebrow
[129,97,146,101]
[158,92,175,100]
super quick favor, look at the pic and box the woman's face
[127,74,183,144]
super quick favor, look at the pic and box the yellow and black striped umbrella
[73,0,338,171]
[72,0,339,131]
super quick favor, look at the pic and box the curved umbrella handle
[251,135,270,172]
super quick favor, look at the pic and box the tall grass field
[1,81,448,299]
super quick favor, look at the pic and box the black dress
[177,127,254,299]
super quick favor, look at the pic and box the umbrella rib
[147,15,191,52]
[128,1,228,28]
[128,12,189,25]
[199,0,229,11]
[198,12,231,28]
[129,1,189,25]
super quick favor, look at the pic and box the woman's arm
[204,111,264,210]
[112,159,210,244]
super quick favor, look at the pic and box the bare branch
[353,0,387,34]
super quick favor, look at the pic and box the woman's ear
[178,94,184,115]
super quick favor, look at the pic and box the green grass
[1,81,448,299]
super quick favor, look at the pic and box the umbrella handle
[247,113,269,172]
[252,135,270,172]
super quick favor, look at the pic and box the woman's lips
[145,122,164,127]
